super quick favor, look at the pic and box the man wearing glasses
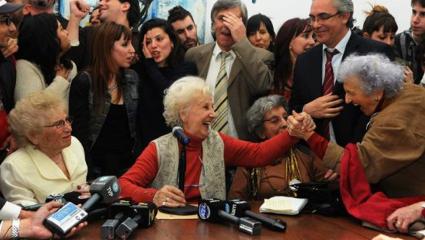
[289,0,394,147]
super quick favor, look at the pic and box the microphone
[172,126,190,145]
[198,199,262,235]
[115,202,158,239]
[225,199,286,232]
[101,212,126,240]
[44,176,121,236]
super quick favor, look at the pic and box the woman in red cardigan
[119,76,314,208]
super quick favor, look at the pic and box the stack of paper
[259,196,308,215]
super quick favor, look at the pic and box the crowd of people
[0,0,424,238]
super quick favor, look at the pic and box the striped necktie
[212,51,231,134]
[323,48,338,140]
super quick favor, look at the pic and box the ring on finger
[162,201,166,206]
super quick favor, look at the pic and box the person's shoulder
[186,43,214,57]
[297,44,323,63]
[1,148,31,169]
[16,59,36,69]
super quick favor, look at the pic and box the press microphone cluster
[101,201,157,240]
[198,199,262,235]
[225,199,286,232]
[44,176,121,236]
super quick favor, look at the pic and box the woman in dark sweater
[135,18,197,152]
[69,22,139,178]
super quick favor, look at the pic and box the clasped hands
[287,111,316,141]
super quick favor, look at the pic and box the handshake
[287,111,316,140]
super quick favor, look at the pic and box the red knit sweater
[119,131,296,203]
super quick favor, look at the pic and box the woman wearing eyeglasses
[228,95,336,200]
[0,91,88,206]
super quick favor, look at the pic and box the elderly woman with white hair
[228,95,335,200]
[0,92,88,206]
[288,53,425,198]
[119,76,313,207]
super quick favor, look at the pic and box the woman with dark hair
[69,22,139,178]
[15,13,76,103]
[135,18,197,151]
[362,5,398,46]
[246,13,275,51]
[273,18,315,101]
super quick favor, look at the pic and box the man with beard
[167,5,199,50]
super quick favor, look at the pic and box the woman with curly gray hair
[288,53,425,198]
[119,76,314,208]
[229,95,335,200]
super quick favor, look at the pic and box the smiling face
[260,106,288,140]
[30,109,72,156]
[343,75,383,116]
[180,93,216,140]
[213,6,242,51]
[248,22,272,50]
[111,33,135,69]
[98,0,129,23]
[309,0,350,48]
[145,27,174,67]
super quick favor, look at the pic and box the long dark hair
[273,18,310,93]
[139,18,184,67]
[90,22,132,113]
[17,13,61,85]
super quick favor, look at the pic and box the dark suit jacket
[185,38,274,140]
[0,53,16,112]
[290,33,394,146]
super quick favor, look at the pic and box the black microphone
[115,202,158,239]
[198,199,262,235]
[225,199,286,232]
[82,176,121,211]
[101,212,126,240]
[172,126,190,145]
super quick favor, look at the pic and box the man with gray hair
[185,0,273,141]
[290,0,394,146]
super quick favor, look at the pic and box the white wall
[204,0,411,43]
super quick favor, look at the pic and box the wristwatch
[11,219,20,239]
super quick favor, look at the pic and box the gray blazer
[185,38,274,140]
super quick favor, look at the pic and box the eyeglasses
[0,16,13,26]
[263,115,288,124]
[309,12,340,23]
[44,117,73,129]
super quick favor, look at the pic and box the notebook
[259,196,308,215]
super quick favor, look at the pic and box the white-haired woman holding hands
[119,76,314,207]
[287,54,425,232]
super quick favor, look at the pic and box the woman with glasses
[69,22,138,178]
[0,91,88,206]
[228,95,335,200]
[273,18,315,101]
[14,13,76,104]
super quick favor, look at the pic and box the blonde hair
[163,76,212,127]
[8,91,67,147]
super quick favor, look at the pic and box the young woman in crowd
[15,13,76,103]
[246,13,275,51]
[273,18,315,101]
[69,22,139,178]
[135,18,197,151]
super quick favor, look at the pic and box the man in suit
[290,0,394,146]
[185,0,274,140]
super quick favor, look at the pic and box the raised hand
[303,94,343,119]
[221,12,246,43]
[287,111,315,140]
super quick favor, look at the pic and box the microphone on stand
[172,126,190,145]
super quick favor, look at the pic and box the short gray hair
[246,95,288,137]
[211,0,248,26]
[163,76,212,128]
[8,91,67,147]
[332,0,354,27]
[337,54,404,98]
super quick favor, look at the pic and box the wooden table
[71,202,416,240]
